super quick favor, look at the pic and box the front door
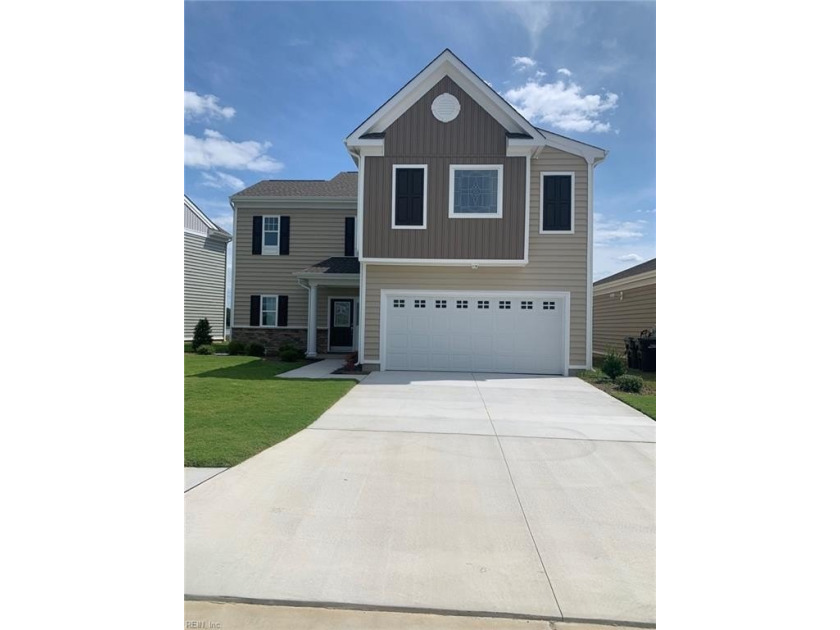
[329,299,354,351]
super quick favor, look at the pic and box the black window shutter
[395,168,424,227]
[543,176,572,231]
[250,295,261,326]
[559,176,572,231]
[252,216,262,254]
[344,217,355,256]
[279,216,290,255]
[278,295,288,327]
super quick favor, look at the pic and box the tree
[192,318,213,350]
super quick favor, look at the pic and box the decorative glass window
[261,296,277,327]
[477,300,490,309]
[449,165,503,218]
[543,301,556,310]
[414,299,426,308]
[456,300,468,309]
[521,301,533,310]
[393,299,405,308]
[435,300,447,308]
[263,216,279,254]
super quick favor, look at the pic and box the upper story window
[392,165,427,229]
[252,215,290,255]
[449,165,503,219]
[541,173,574,233]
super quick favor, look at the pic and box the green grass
[185,355,355,467]
[580,356,656,420]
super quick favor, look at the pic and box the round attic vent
[431,93,460,123]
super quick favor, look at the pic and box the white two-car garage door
[381,291,569,375]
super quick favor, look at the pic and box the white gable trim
[538,129,608,164]
[184,195,218,231]
[345,50,540,146]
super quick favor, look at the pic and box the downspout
[228,199,237,340]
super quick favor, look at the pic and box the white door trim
[380,289,570,375]
[328,296,357,353]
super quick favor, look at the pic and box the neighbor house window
[449,165,503,218]
[541,173,574,233]
[263,216,280,254]
[261,296,277,327]
[392,165,427,229]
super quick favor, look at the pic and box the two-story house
[230,49,606,375]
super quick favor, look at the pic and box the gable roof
[345,49,540,145]
[594,258,656,286]
[232,172,358,198]
[184,195,231,239]
[295,256,360,276]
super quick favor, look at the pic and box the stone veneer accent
[232,328,329,355]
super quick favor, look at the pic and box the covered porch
[293,257,360,358]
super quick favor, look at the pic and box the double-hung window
[540,173,574,233]
[261,296,277,327]
[263,216,280,254]
[392,165,427,229]
[449,165,503,218]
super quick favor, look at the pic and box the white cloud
[533,70,547,80]
[504,79,618,133]
[505,3,552,54]
[199,171,245,190]
[594,213,646,245]
[557,68,572,76]
[184,130,284,172]
[209,213,233,232]
[616,254,643,263]
[184,91,236,121]
[513,56,537,69]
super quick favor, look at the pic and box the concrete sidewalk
[277,359,367,381]
[185,371,655,625]
[184,467,227,492]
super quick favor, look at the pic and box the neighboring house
[184,195,232,341]
[592,258,656,355]
[230,49,607,375]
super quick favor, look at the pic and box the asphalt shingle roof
[297,257,360,275]
[233,172,358,198]
[594,258,656,286]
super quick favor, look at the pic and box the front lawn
[185,355,355,467]
[579,356,656,420]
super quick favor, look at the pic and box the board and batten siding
[184,232,227,339]
[233,207,357,329]
[365,146,589,367]
[593,282,656,355]
[363,76,526,260]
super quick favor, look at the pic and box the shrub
[212,343,229,354]
[246,342,265,357]
[615,374,644,393]
[344,351,358,371]
[184,342,193,353]
[279,347,305,362]
[195,344,214,355]
[601,348,627,380]
[227,340,246,355]
[192,318,213,350]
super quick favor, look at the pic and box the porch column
[306,282,318,357]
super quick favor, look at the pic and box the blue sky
[185,1,655,281]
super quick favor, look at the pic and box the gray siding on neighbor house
[363,76,526,260]
[232,206,358,329]
[593,282,656,355]
[184,232,227,340]
[184,203,210,235]
[364,147,590,366]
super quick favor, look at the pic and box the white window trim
[448,164,504,219]
[391,164,428,230]
[539,171,575,234]
[260,295,278,327]
[263,215,280,255]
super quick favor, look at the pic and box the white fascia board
[358,145,384,158]
[185,195,223,232]
[345,51,538,144]
[539,129,608,163]
[359,257,528,267]
[231,197,357,210]
[593,270,656,295]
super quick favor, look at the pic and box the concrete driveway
[185,372,655,626]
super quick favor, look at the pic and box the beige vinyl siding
[184,233,227,339]
[364,147,590,366]
[232,207,357,328]
[363,75,526,260]
[593,282,656,355]
[363,156,525,259]
[184,203,210,235]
